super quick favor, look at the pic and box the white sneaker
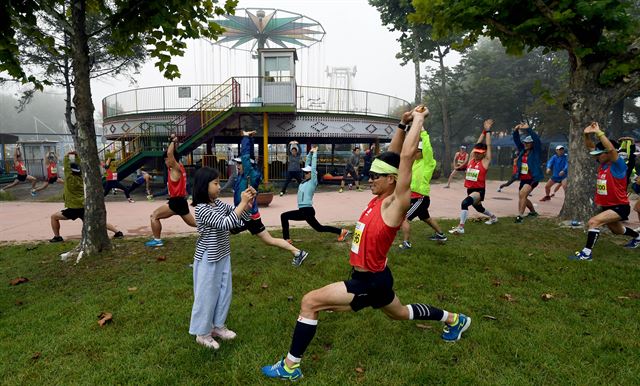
[196,334,220,349]
[211,326,237,340]
[448,226,465,235]
[484,216,498,225]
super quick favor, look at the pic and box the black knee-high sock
[408,304,446,321]
[623,227,640,238]
[287,317,318,362]
[585,229,600,250]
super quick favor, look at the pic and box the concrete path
[0,180,627,243]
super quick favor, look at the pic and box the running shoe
[484,216,498,225]
[527,211,539,217]
[496,188,502,193]
[624,238,640,249]
[31,189,36,197]
[145,239,164,247]
[514,216,524,223]
[337,229,351,242]
[292,250,309,267]
[261,359,303,381]
[429,233,448,242]
[338,188,344,193]
[398,240,412,250]
[195,334,220,349]
[211,326,237,340]
[49,236,64,243]
[113,231,124,239]
[442,314,471,342]
[449,226,465,235]
[128,198,135,203]
[443,185,450,189]
[569,251,592,261]
[539,195,551,202]
[146,195,154,201]
[279,191,284,197]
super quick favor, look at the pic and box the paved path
[0,180,621,243]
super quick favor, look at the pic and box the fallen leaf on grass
[492,279,502,287]
[26,246,38,251]
[287,296,294,302]
[628,292,640,299]
[617,296,631,300]
[15,300,23,306]
[355,367,365,374]
[415,323,433,330]
[482,315,497,320]
[261,283,269,289]
[311,354,320,361]
[97,312,113,326]
[501,293,515,302]
[31,352,41,360]
[541,293,554,301]
[527,253,533,257]
[156,256,167,262]
[322,343,332,351]
[9,277,29,286]
[128,287,138,292]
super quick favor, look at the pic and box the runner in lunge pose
[540,145,568,202]
[230,130,309,267]
[280,145,350,244]
[449,119,498,235]
[34,152,64,193]
[444,145,469,188]
[1,146,39,196]
[261,106,470,381]
[513,123,542,223]
[570,122,640,260]
[145,135,196,247]
[399,121,446,249]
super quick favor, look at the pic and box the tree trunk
[559,65,616,221]
[412,33,421,105]
[70,0,111,257]
[437,47,452,177]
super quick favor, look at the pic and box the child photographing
[188,167,256,349]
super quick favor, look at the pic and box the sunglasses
[369,172,388,180]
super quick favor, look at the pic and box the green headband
[370,158,399,175]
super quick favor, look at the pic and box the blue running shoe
[31,189,36,197]
[261,359,303,381]
[442,314,471,342]
[398,241,412,250]
[624,238,640,249]
[145,239,164,247]
[569,251,592,261]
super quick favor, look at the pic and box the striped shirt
[194,200,248,262]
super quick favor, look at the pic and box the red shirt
[47,163,58,179]
[455,152,468,166]
[519,152,532,180]
[15,161,26,175]
[168,163,187,198]
[349,196,400,272]
[106,168,118,181]
[595,161,629,207]
[464,159,487,189]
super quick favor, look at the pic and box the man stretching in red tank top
[261,106,471,381]
[145,134,196,247]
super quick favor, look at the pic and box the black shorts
[600,204,630,221]
[168,197,190,216]
[343,168,358,181]
[17,174,27,182]
[467,188,485,201]
[61,208,84,221]
[454,166,467,172]
[230,217,266,236]
[519,180,539,191]
[48,177,58,184]
[345,267,395,312]
[406,196,431,221]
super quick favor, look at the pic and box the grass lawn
[1,218,639,385]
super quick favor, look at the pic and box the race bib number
[111,172,118,180]
[51,167,57,174]
[351,222,365,254]
[520,163,529,174]
[465,168,479,182]
[596,179,607,195]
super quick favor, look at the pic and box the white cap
[302,166,312,172]
[555,145,565,150]
[523,136,534,143]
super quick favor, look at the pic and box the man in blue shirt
[540,145,568,202]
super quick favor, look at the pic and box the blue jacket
[297,151,317,208]
[514,128,543,182]
[546,154,568,180]
[233,136,262,216]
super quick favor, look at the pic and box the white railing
[102,78,409,120]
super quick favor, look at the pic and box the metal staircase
[98,78,240,179]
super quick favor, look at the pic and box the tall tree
[412,0,640,220]
[1,0,237,258]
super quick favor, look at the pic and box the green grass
[0,190,16,201]
[1,219,639,385]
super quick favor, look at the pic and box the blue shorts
[551,177,566,183]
